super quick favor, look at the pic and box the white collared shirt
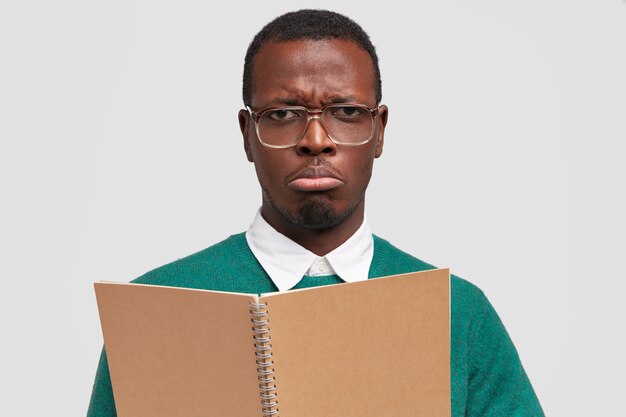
[245,209,374,291]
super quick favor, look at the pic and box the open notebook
[95,268,450,417]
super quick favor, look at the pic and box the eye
[330,106,368,119]
[265,109,301,121]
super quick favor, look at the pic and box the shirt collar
[245,209,374,291]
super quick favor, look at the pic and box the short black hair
[242,9,382,106]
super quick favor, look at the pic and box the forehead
[250,39,376,107]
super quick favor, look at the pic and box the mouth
[287,166,344,192]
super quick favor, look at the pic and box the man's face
[239,39,387,232]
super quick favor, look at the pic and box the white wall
[1,1,624,415]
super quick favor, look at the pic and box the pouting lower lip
[287,177,344,191]
[288,165,343,182]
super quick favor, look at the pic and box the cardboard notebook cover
[95,268,450,417]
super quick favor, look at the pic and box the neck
[260,202,365,256]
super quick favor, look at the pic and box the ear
[374,105,388,158]
[238,109,254,162]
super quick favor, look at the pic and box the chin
[293,200,347,231]
[266,196,354,234]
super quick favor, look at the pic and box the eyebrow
[270,95,359,107]
[271,98,302,106]
[327,95,358,104]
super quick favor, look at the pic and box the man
[88,9,544,417]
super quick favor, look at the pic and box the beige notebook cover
[95,268,450,417]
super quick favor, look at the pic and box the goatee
[263,189,361,232]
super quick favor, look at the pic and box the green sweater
[87,233,544,417]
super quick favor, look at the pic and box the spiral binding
[250,301,279,417]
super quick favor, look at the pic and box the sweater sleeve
[466,292,545,417]
[86,347,117,417]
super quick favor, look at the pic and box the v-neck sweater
[87,233,544,417]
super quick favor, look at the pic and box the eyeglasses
[246,103,382,149]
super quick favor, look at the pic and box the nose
[295,115,337,156]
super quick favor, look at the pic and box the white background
[1,1,625,416]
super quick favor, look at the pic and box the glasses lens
[322,105,374,144]
[258,108,308,147]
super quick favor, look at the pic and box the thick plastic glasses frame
[246,103,381,149]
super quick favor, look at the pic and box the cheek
[253,156,276,187]
[345,150,376,186]
[355,163,374,192]
[251,147,291,189]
